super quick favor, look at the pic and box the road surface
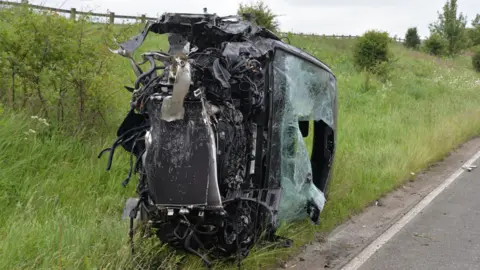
[356,156,480,270]
[281,139,480,270]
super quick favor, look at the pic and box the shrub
[473,50,480,73]
[353,30,393,75]
[0,6,120,133]
[405,27,421,49]
[237,0,279,32]
[423,33,447,56]
[467,27,480,47]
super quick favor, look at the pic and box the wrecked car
[100,12,337,268]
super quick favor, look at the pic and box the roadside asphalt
[358,158,480,270]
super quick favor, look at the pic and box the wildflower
[39,118,50,126]
[31,115,50,126]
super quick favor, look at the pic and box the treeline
[404,0,480,71]
[241,0,480,73]
[347,0,480,94]
[404,0,479,56]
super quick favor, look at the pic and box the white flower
[30,115,50,126]
[40,118,50,126]
[28,129,36,134]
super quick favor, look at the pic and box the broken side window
[270,48,336,223]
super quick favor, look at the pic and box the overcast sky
[30,0,479,38]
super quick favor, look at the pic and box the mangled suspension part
[102,11,337,268]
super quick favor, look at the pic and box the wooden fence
[0,0,405,43]
[0,0,157,23]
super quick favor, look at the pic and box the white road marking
[341,149,480,270]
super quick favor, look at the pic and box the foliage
[423,33,448,56]
[237,0,280,32]
[353,30,393,78]
[467,14,480,47]
[405,27,421,49]
[472,14,480,28]
[466,28,480,47]
[472,49,480,72]
[0,7,123,134]
[429,0,469,55]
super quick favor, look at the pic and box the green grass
[1,25,480,269]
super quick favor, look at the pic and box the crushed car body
[101,11,337,268]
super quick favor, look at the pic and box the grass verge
[1,27,480,269]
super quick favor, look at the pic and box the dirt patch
[276,136,480,270]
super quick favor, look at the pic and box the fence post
[109,12,115,24]
[70,8,76,21]
[141,14,146,24]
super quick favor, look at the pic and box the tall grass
[1,8,480,270]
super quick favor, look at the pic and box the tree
[405,27,421,49]
[237,1,279,32]
[472,14,480,27]
[429,0,469,55]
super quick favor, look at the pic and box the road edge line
[340,149,480,270]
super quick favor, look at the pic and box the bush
[0,7,122,133]
[473,50,480,73]
[237,0,279,32]
[467,27,480,47]
[423,33,447,56]
[405,27,421,49]
[353,30,393,75]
